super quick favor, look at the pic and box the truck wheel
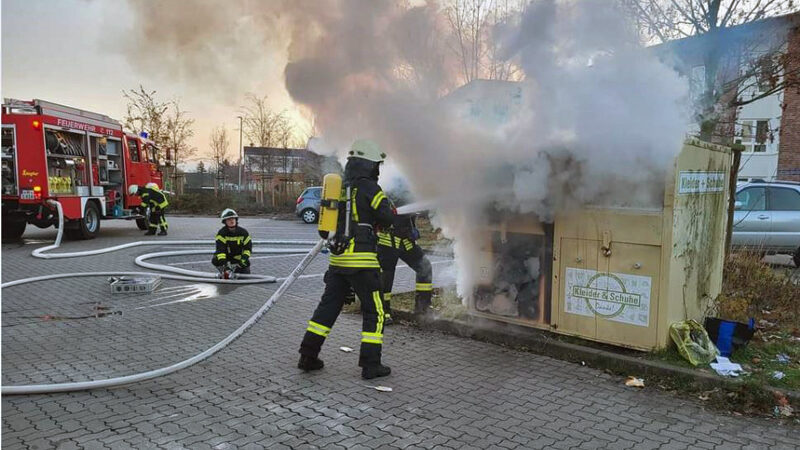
[2,220,26,241]
[136,218,148,230]
[70,202,101,240]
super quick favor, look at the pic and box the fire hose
[1,200,325,394]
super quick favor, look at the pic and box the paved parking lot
[2,216,799,449]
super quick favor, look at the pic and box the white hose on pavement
[1,200,326,394]
[2,240,325,395]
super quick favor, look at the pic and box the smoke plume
[118,0,690,299]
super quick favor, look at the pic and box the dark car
[296,186,322,224]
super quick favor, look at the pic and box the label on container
[565,268,652,327]
[678,171,725,194]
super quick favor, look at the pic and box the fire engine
[2,99,165,240]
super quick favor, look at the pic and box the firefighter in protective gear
[130,183,169,236]
[213,208,252,276]
[298,139,395,380]
[377,210,434,322]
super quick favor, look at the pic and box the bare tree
[625,1,799,139]
[123,85,169,151]
[623,1,800,254]
[209,125,230,194]
[123,85,196,187]
[240,94,295,147]
[445,0,524,83]
[163,101,196,168]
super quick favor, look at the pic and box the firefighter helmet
[145,182,158,190]
[347,139,386,163]
[221,208,239,223]
[128,184,139,195]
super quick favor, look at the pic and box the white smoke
[282,0,689,298]
[117,0,690,300]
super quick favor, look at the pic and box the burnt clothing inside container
[475,232,543,319]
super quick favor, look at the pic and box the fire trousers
[377,240,433,314]
[149,207,168,231]
[299,269,385,367]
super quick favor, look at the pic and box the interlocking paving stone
[3,217,799,448]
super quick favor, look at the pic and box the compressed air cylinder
[318,173,342,239]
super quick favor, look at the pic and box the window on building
[736,187,766,210]
[690,65,705,101]
[769,188,800,211]
[738,119,771,152]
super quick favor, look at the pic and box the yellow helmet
[347,139,386,163]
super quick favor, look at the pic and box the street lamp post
[237,116,243,192]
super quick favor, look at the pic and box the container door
[594,243,661,349]
[557,238,600,339]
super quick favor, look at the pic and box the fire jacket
[213,225,252,267]
[140,187,169,210]
[378,214,418,252]
[329,158,395,271]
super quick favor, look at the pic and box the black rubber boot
[158,230,168,236]
[298,355,324,372]
[144,230,156,236]
[362,364,391,380]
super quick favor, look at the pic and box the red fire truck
[2,99,165,240]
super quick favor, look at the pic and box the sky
[1,0,305,170]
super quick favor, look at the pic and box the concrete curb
[391,309,800,402]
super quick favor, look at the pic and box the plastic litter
[670,320,719,366]
[624,376,645,388]
[710,356,744,377]
[772,371,786,380]
[775,353,790,364]
[365,385,392,392]
[774,405,794,417]
[339,346,354,353]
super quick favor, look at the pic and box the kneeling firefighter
[129,183,169,235]
[298,139,395,380]
[212,208,252,278]
[377,210,433,322]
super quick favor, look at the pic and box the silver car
[295,186,322,224]
[732,181,800,266]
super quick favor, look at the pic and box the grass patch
[645,251,800,397]
[730,337,800,391]
[710,251,800,391]
[343,288,466,319]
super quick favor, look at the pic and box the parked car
[296,186,322,224]
[732,180,800,266]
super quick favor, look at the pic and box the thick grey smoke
[117,0,689,299]
[282,0,689,298]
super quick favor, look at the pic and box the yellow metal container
[471,139,731,350]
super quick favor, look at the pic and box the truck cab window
[127,139,140,162]
[146,144,159,164]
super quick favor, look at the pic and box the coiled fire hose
[1,200,324,394]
